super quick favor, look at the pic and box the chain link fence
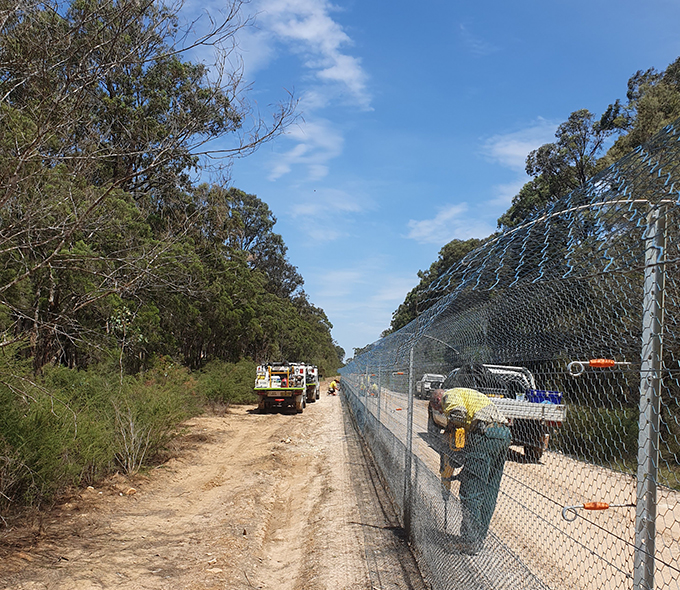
[340,118,680,590]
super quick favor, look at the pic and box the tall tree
[498,109,614,230]
[0,0,295,369]
[600,57,680,164]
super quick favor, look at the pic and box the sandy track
[0,384,427,590]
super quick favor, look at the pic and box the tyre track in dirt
[0,382,428,590]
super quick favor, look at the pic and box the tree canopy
[0,0,341,376]
[385,55,680,344]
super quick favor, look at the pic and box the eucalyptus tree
[498,109,614,230]
[0,0,295,369]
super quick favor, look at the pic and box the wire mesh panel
[340,118,680,590]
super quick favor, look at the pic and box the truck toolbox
[526,390,562,404]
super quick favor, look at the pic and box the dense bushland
[0,0,342,518]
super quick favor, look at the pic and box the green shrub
[111,363,198,474]
[196,359,257,405]
[0,366,116,509]
[0,356,200,513]
[552,404,638,469]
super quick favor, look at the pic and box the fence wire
[340,117,680,590]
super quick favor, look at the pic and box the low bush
[552,404,638,468]
[0,355,261,517]
[195,359,257,406]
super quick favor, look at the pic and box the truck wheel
[524,446,543,463]
[427,411,440,436]
[295,395,305,413]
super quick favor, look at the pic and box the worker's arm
[445,405,467,432]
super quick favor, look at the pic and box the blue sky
[185,0,680,360]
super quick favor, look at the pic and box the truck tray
[492,398,567,422]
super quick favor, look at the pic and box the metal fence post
[403,346,415,537]
[365,365,369,411]
[377,363,381,422]
[635,205,666,590]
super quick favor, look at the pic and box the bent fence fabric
[340,118,680,590]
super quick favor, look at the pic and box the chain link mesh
[340,118,680,590]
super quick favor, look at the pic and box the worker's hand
[446,418,465,433]
[446,407,467,424]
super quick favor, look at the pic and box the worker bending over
[440,383,511,555]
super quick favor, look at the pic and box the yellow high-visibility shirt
[442,387,506,426]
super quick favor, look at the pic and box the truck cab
[415,373,445,399]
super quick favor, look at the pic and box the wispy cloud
[406,204,496,245]
[289,186,371,241]
[237,0,370,181]
[480,118,559,207]
[247,0,371,108]
[482,118,558,171]
[311,261,415,349]
[291,187,365,217]
[488,179,526,207]
[268,117,344,180]
[406,120,560,246]
[459,24,500,57]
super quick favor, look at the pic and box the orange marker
[562,501,635,521]
[567,359,631,377]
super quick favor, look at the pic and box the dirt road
[0,384,427,590]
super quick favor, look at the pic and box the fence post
[635,205,666,590]
[365,365,369,410]
[403,346,415,537]
[377,364,381,422]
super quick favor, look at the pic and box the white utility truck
[305,365,320,403]
[415,373,445,399]
[255,362,307,413]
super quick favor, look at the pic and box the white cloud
[488,179,526,207]
[371,276,419,303]
[315,268,365,298]
[291,187,364,217]
[233,0,372,181]
[311,262,415,350]
[405,120,562,247]
[406,204,495,245]
[268,117,343,180]
[482,118,558,171]
[247,0,371,108]
[289,186,370,242]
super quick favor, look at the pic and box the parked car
[415,373,445,399]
